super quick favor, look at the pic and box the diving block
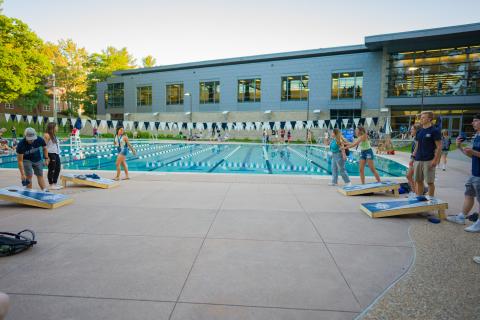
[61,174,119,189]
[360,197,448,219]
[338,181,400,197]
[0,186,73,209]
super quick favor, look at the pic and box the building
[97,23,480,136]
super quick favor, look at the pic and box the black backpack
[0,230,37,257]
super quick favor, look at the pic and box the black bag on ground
[0,230,37,257]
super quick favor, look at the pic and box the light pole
[305,88,310,144]
[184,92,193,138]
[408,67,425,112]
[52,73,57,121]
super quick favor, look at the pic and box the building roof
[365,22,480,52]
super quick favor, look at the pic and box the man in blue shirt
[447,114,480,235]
[412,111,442,197]
[16,127,49,190]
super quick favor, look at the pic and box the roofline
[113,45,370,76]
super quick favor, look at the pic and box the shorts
[118,147,128,156]
[465,176,480,202]
[413,160,435,184]
[441,150,449,156]
[360,149,374,160]
[23,160,43,177]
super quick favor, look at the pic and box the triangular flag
[26,115,33,124]
[4,114,10,122]
[81,119,87,129]
[353,118,360,127]
[366,118,372,127]
[255,122,261,130]
[70,118,76,126]
[16,115,22,122]
[307,120,313,129]
[149,122,155,131]
[318,120,325,129]
[295,121,303,129]
[342,118,349,128]
[61,118,68,127]
[112,120,118,129]
[160,122,166,130]
[206,122,212,130]
[285,121,292,130]
[48,117,54,123]
[101,120,107,129]
[38,116,43,124]
[330,119,336,128]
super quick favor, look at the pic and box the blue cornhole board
[360,197,448,219]
[61,174,119,189]
[339,181,400,196]
[0,186,73,209]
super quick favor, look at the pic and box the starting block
[360,197,448,219]
[61,174,119,189]
[0,186,73,209]
[338,181,400,197]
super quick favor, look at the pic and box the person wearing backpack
[440,129,452,171]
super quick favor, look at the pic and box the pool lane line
[208,145,241,173]
[287,146,331,174]
[262,146,273,174]
[148,145,216,171]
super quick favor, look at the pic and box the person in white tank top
[44,122,63,190]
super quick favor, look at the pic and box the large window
[281,75,309,101]
[166,84,184,105]
[238,79,261,102]
[106,83,124,108]
[200,81,220,104]
[387,45,480,97]
[137,86,152,106]
[331,72,363,99]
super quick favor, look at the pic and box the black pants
[47,153,61,185]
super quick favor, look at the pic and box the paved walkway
[0,151,476,319]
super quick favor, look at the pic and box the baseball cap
[24,127,37,141]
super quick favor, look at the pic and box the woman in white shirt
[44,122,63,190]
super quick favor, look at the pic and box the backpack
[0,230,37,257]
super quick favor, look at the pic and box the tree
[43,39,89,115]
[142,55,156,68]
[85,46,136,116]
[0,15,52,104]
[16,84,50,114]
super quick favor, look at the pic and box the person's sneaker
[345,182,352,187]
[465,219,480,233]
[328,182,337,186]
[474,256,480,264]
[446,214,466,225]
[50,184,63,190]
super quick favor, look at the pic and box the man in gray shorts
[16,128,49,190]
[447,114,480,233]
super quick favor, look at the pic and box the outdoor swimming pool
[0,141,407,177]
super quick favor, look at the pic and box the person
[384,135,395,155]
[0,292,9,320]
[412,111,442,197]
[347,126,381,184]
[280,128,285,143]
[16,128,49,190]
[440,129,452,171]
[406,124,421,196]
[446,114,480,233]
[114,126,136,180]
[44,122,63,190]
[0,128,6,142]
[287,130,292,144]
[329,128,351,187]
[0,140,9,154]
[11,126,16,139]
[323,130,329,145]
[93,127,98,139]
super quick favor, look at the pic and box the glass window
[387,45,480,97]
[238,79,261,102]
[281,75,309,101]
[106,83,124,108]
[4,103,14,110]
[43,104,50,111]
[136,86,152,106]
[200,81,220,104]
[166,84,184,105]
[331,72,363,99]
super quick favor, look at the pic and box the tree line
[0,5,156,118]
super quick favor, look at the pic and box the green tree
[142,55,156,68]
[43,39,89,115]
[85,46,136,116]
[0,15,52,105]
[16,84,50,114]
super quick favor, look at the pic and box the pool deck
[0,150,478,320]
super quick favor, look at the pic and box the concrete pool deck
[0,150,478,319]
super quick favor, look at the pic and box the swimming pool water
[0,142,407,177]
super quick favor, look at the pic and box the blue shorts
[118,147,128,156]
[360,149,374,160]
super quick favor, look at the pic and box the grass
[395,143,463,153]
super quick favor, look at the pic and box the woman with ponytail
[329,128,351,186]
[43,122,63,190]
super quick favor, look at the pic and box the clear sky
[4,0,480,66]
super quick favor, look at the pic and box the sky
[4,0,480,66]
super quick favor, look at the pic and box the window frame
[237,78,261,103]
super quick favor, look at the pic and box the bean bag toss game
[360,197,448,219]
[0,186,73,209]
[61,173,119,189]
[338,181,400,197]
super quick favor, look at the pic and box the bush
[102,133,114,138]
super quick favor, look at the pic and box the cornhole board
[0,186,73,209]
[360,198,448,219]
[338,181,400,197]
[61,174,119,189]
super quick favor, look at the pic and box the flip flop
[113,177,120,181]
